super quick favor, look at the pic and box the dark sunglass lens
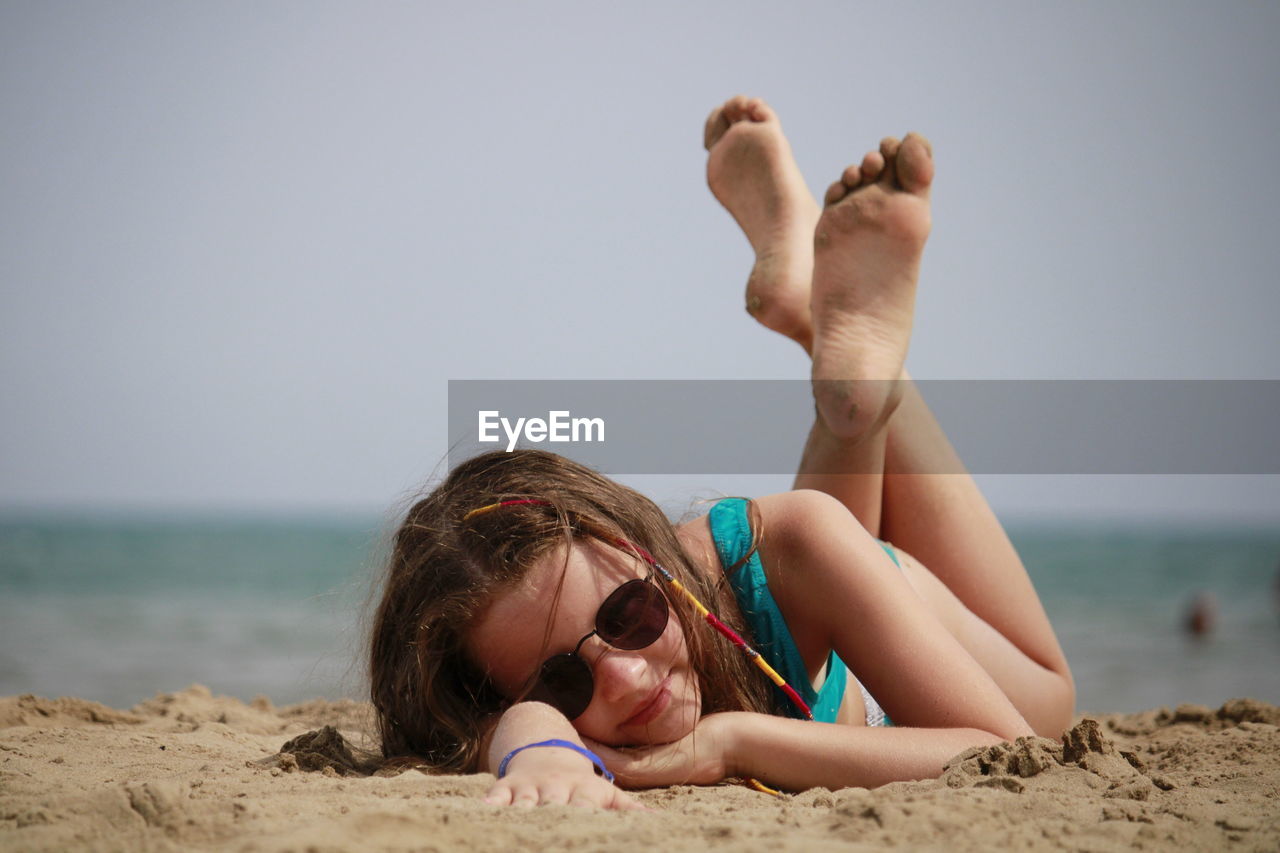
[527,654,593,720]
[597,580,668,650]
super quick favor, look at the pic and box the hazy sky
[2,2,1277,520]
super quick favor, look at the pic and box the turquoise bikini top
[707,498,848,722]
[707,497,899,725]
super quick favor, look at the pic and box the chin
[586,672,702,747]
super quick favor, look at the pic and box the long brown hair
[369,449,773,772]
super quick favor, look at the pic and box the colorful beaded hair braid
[464,498,813,795]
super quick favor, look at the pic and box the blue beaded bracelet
[497,739,615,783]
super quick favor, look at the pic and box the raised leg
[705,95,819,352]
[793,131,935,538]
[809,134,932,442]
[878,382,1075,733]
[704,100,1074,734]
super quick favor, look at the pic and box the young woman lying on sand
[369,96,1075,808]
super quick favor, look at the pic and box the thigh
[895,547,1027,667]
[893,546,1071,733]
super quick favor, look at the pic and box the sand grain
[2,686,1276,851]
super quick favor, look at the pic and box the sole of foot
[809,132,934,442]
[705,95,820,351]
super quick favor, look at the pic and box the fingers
[487,779,564,808]
[486,779,547,808]
[483,781,514,806]
[566,786,648,810]
[485,735,665,810]
[511,787,540,809]
[484,776,647,811]
[568,789,598,809]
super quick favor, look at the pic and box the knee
[811,377,904,444]
[1035,670,1077,738]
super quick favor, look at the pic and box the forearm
[484,701,586,775]
[481,702,643,810]
[726,713,1005,791]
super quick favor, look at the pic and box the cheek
[669,618,705,714]
[663,618,700,696]
[653,615,687,669]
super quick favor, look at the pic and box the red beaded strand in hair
[610,538,814,721]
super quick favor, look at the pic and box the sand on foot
[2,685,1278,851]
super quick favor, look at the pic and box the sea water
[1,514,1277,714]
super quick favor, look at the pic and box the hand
[484,744,649,810]
[584,712,740,789]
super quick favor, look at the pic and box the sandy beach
[1,686,1276,851]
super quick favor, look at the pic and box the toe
[841,164,861,187]
[824,179,847,206]
[703,106,730,150]
[706,94,759,149]
[724,94,750,122]
[897,133,935,195]
[906,130,933,158]
[860,150,885,182]
[748,98,776,123]
[878,137,901,187]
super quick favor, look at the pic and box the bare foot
[705,96,820,351]
[810,133,934,441]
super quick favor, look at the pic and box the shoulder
[749,490,852,548]
[751,491,887,595]
[674,491,852,576]
[752,492,859,679]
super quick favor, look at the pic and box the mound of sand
[2,686,1276,851]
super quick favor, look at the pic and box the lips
[624,675,672,727]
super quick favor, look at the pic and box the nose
[590,649,648,704]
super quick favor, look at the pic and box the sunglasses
[466,499,814,726]
[524,570,670,720]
